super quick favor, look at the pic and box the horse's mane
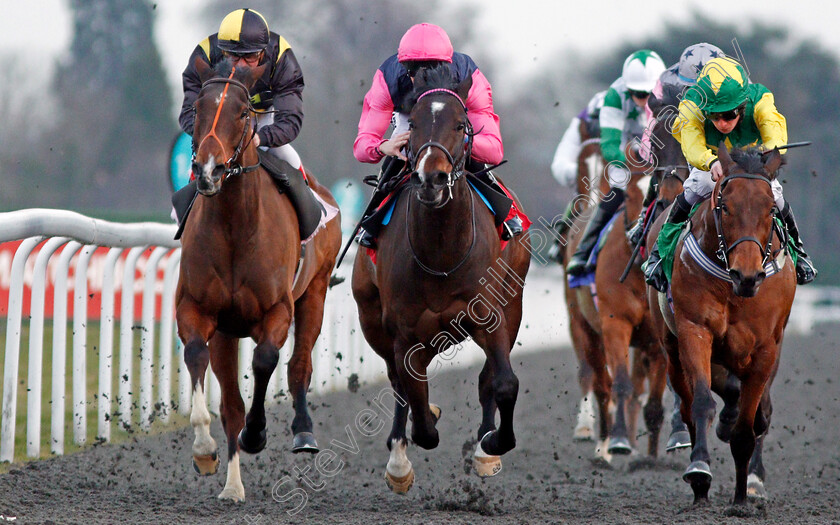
[210,58,255,87]
[406,64,459,109]
[729,147,785,177]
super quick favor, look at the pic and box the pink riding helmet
[397,23,453,63]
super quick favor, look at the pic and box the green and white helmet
[622,50,666,92]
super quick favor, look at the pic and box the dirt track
[1,323,839,525]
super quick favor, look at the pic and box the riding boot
[548,201,576,263]
[471,165,523,239]
[780,202,817,284]
[356,156,407,249]
[644,192,691,292]
[626,176,659,245]
[566,187,625,276]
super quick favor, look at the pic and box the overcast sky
[3,0,839,98]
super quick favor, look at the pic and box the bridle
[406,88,474,202]
[405,87,478,276]
[193,69,260,181]
[711,172,783,272]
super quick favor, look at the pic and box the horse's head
[648,100,688,206]
[191,58,266,196]
[712,143,785,297]
[406,65,472,207]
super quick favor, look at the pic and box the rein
[711,173,780,272]
[406,183,477,277]
[195,70,260,181]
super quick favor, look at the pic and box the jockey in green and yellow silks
[643,57,817,291]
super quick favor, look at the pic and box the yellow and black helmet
[218,8,270,54]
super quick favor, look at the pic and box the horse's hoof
[608,436,633,456]
[573,424,594,441]
[682,460,713,484]
[192,452,220,476]
[237,427,267,455]
[292,432,319,454]
[665,430,692,452]
[217,485,245,502]
[384,468,415,494]
[409,404,443,424]
[747,473,767,499]
[429,404,442,423]
[473,431,502,478]
[594,439,613,464]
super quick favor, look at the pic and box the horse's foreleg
[239,338,281,455]
[383,361,413,494]
[571,324,596,441]
[713,367,741,443]
[209,333,246,501]
[601,319,634,456]
[394,340,438,450]
[477,360,497,440]
[677,330,716,503]
[729,353,776,506]
[642,344,667,458]
[729,367,771,505]
[477,328,518,459]
[286,290,323,453]
[180,312,218,477]
[627,346,647,451]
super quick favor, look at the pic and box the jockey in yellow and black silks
[644,57,817,291]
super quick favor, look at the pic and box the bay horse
[176,60,341,501]
[351,65,531,493]
[562,144,669,462]
[646,145,795,505]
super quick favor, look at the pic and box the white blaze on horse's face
[430,101,445,124]
[636,175,651,195]
[415,148,434,184]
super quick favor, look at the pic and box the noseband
[407,88,473,199]
[712,173,781,271]
[194,71,259,180]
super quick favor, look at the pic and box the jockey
[353,23,525,249]
[548,90,606,260]
[627,42,724,246]
[179,8,307,180]
[644,57,817,291]
[551,90,607,187]
[565,50,666,276]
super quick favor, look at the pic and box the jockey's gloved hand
[626,214,645,246]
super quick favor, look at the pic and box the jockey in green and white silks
[643,56,817,291]
[566,50,666,276]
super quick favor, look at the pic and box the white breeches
[683,166,784,208]
[256,111,302,170]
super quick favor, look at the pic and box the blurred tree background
[0,3,837,282]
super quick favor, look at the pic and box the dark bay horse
[351,66,531,493]
[646,145,795,505]
[562,146,668,462]
[176,60,341,501]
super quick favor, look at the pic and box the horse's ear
[763,147,784,178]
[195,57,214,83]
[244,63,268,91]
[456,72,472,102]
[716,140,733,175]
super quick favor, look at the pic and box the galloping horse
[646,145,795,505]
[176,60,341,501]
[562,145,668,461]
[351,66,531,493]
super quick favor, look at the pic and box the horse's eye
[456,123,466,131]
[721,203,729,214]
[241,110,248,119]
[408,121,415,130]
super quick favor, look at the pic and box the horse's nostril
[433,171,449,186]
[191,162,202,177]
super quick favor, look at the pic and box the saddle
[171,151,325,241]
